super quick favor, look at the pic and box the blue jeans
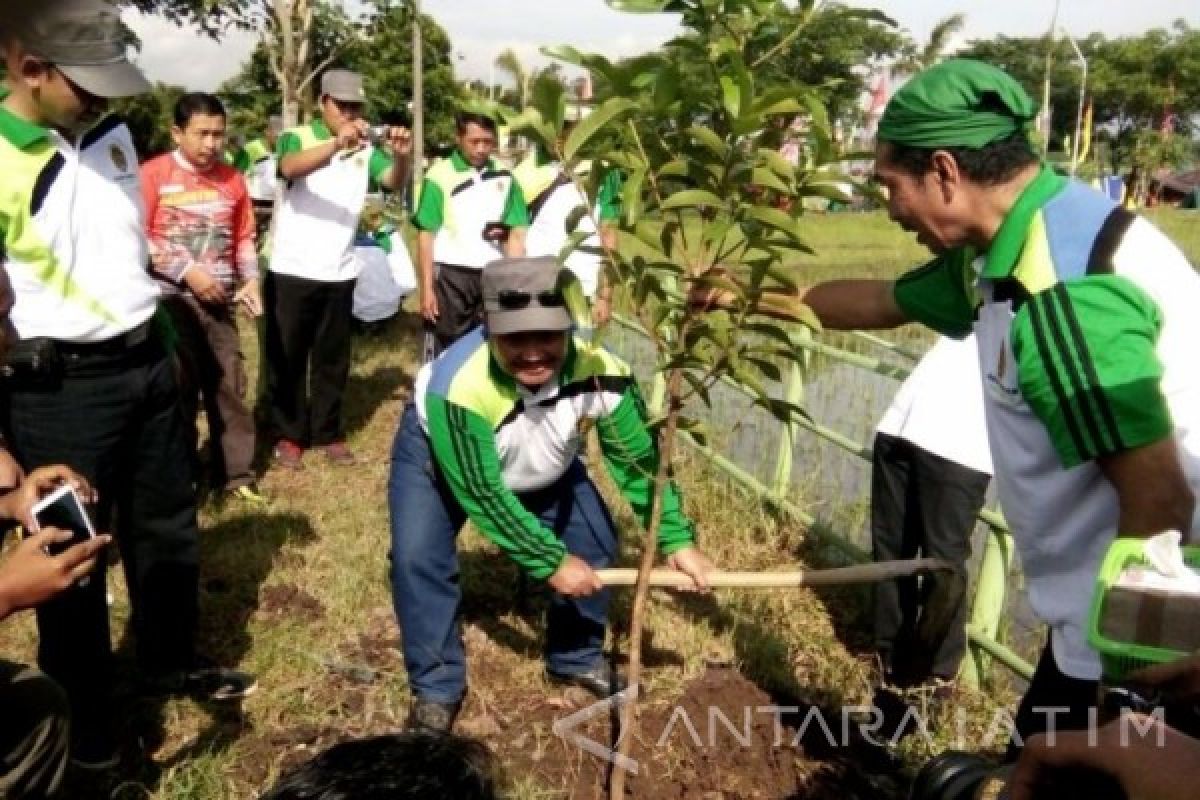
[388,404,617,703]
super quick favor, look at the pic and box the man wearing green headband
[696,59,1200,759]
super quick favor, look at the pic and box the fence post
[960,527,1014,688]
[771,328,811,497]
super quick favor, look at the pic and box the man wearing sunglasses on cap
[388,256,715,733]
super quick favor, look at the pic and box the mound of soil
[466,663,902,799]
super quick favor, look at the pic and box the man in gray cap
[387,256,715,733]
[0,0,255,772]
[265,67,412,469]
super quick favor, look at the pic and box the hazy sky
[126,0,1198,91]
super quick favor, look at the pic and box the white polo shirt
[413,150,528,269]
[269,119,392,283]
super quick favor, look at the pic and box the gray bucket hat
[12,0,151,99]
[482,257,573,336]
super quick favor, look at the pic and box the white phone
[30,484,97,556]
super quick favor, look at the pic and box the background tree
[494,47,531,109]
[894,12,965,73]
[653,2,906,149]
[218,0,460,149]
[110,82,186,157]
[958,22,1200,167]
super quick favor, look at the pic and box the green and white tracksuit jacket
[414,328,696,580]
[894,165,1200,679]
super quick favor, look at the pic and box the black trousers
[263,271,355,446]
[432,263,483,350]
[871,432,990,682]
[3,335,199,742]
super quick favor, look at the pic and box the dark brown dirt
[459,662,903,799]
[258,583,326,622]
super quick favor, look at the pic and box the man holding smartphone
[265,69,412,469]
[415,109,529,351]
[1,466,110,800]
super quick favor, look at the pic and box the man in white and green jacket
[389,256,714,733]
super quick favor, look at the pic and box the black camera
[910,751,1006,800]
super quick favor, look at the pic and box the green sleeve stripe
[447,405,566,575]
[452,408,567,574]
[1031,286,1124,456]
[427,397,554,570]
[596,386,695,553]
[1018,277,1171,466]
[1049,283,1125,450]
[1025,293,1104,461]
[444,405,549,566]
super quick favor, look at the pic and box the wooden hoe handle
[595,558,952,588]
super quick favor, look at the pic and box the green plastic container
[1087,537,1200,681]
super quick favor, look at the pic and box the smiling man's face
[491,330,568,390]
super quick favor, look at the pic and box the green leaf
[743,206,803,242]
[719,74,741,120]
[661,189,724,211]
[605,0,672,11]
[688,125,730,160]
[751,167,791,195]
[676,415,710,447]
[540,44,587,67]
[759,148,797,182]
[657,158,691,179]
[564,97,637,163]
[654,65,681,109]
[622,166,647,226]
[746,356,782,383]
[754,97,805,117]
[798,182,853,204]
[682,372,712,406]
[556,230,591,264]
[744,321,798,348]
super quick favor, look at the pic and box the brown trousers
[0,660,69,799]
[163,294,256,490]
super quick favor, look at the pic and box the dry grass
[0,209,1196,798]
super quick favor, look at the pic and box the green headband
[879,59,1038,150]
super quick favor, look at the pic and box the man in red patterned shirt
[141,93,266,505]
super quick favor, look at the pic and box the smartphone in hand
[31,484,97,557]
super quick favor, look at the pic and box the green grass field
[1,208,1196,798]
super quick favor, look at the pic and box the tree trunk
[609,364,687,799]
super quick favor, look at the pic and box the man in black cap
[388,256,714,732]
[0,0,255,771]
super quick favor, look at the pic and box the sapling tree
[505,0,881,794]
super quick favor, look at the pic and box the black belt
[55,320,155,358]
